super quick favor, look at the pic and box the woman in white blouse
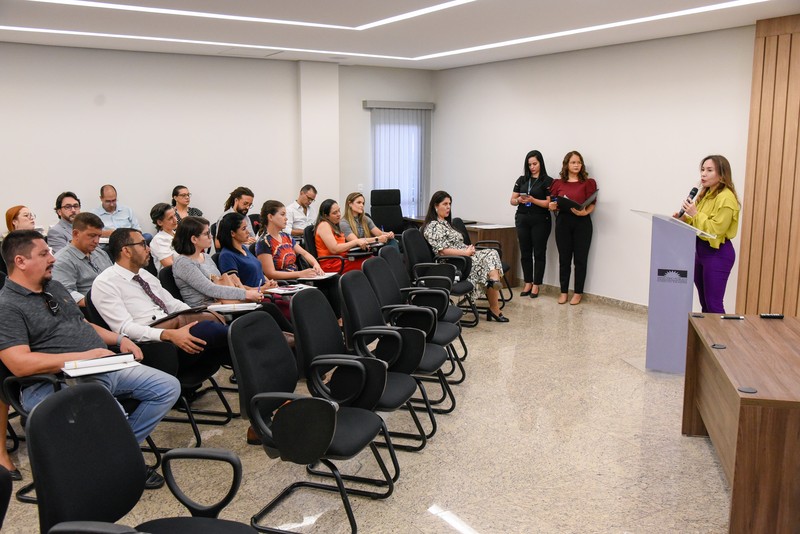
[149,203,178,271]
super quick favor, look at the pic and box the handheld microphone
[677,187,699,217]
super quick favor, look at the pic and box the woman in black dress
[510,150,553,298]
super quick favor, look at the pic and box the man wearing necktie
[91,228,230,370]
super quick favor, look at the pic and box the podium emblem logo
[656,269,688,284]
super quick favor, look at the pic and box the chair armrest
[407,289,450,319]
[433,255,470,277]
[308,356,367,405]
[474,240,503,259]
[49,522,139,533]
[2,374,63,416]
[383,305,436,336]
[413,262,457,281]
[161,447,242,519]
[250,392,308,449]
[353,327,403,367]
[414,275,453,293]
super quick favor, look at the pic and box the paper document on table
[296,272,337,281]
[266,285,317,295]
[207,303,262,313]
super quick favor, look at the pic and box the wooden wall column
[737,14,800,315]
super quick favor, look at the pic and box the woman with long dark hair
[149,203,177,272]
[423,191,508,323]
[548,151,598,305]
[510,150,553,297]
[217,211,276,291]
[314,199,371,273]
[674,155,740,313]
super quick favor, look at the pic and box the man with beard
[215,186,255,249]
[47,191,81,253]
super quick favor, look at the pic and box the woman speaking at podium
[674,155,740,314]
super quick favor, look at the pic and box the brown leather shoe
[246,425,262,445]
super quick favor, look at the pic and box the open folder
[555,190,598,211]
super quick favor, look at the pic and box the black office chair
[401,228,480,327]
[84,290,236,448]
[339,271,456,414]
[27,383,251,534]
[0,466,11,530]
[362,256,466,384]
[451,217,513,305]
[379,246,468,360]
[291,287,431,451]
[301,224,345,274]
[369,189,413,248]
[157,265,183,301]
[249,213,261,235]
[227,311,397,533]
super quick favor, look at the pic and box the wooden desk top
[689,314,800,406]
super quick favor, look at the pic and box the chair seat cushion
[443,304,463,324]
[138,517,256,533]
[325,407,383,459]
[417,344,447,374]
[376,373,417,411]
[177,359,221,389]
[451,280,473,295]
[430,322,459,346]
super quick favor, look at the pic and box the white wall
[0,43,300,233]
[431,27,755,309]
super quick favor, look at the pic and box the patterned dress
[175,206,203,224]
[423,219,502,299]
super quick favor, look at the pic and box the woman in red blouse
[548,151,598,305]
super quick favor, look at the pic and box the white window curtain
[370,107,431,217]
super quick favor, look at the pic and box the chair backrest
[401,228,434,278]
[379,246,412,290]
[27,384,146,533]
[450,217,472,246]
[158,265,183,301]
[0,466,10,530]
[249,213,261,235]
[290,287,348,377]
[227,311,299,424]
[84,289,112,330]
[369,189,404,234]
[339,271,389,340]
[302,224,318,257]
[362,256,404,308]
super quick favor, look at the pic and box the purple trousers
[694,238,735,313]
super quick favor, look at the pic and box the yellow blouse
[685,187,740,249]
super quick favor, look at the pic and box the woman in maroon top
[549,151,598,305]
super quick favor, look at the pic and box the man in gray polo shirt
[52,212,112,307]
[0,230,180,487]
[47,191,82,254]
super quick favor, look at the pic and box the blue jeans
[22,365,180,443]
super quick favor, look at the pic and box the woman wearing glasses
[171,185,203,224]
[4,205,36,235]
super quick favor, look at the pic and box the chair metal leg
[456,295,480,327]
[163,377,238,448]
[412,369,456,414]
[380,400,428,452]
[307,424,400,487]
[16,481,36,504]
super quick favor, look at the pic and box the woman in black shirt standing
[510,150,553,297]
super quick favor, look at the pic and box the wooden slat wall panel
[737,14,800,316]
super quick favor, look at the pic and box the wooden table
[403,217,520,287]
[682,314,800,533]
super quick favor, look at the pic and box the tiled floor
[2,293,731,533]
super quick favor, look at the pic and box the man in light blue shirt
[92,184,149,239]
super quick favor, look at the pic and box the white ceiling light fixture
[23,0,478,31]
[416,0,771,60]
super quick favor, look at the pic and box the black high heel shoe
[486,309,509,323]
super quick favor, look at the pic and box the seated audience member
[314,199,371,274]
[172,216,263,307]
[215,186,256,249]
[340,192,397,248]
[91,228,230,370]
[48,191,81,254]
[285,184,317,237]
[172,216,294,332]
[0,230,180,487]
[172,185,203,224]
[217,212,276,290]
[5,206,36,236]
[52,212,112,307]
[149,203,178,272]
[92,184,150,240]
[256,200,340,315]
